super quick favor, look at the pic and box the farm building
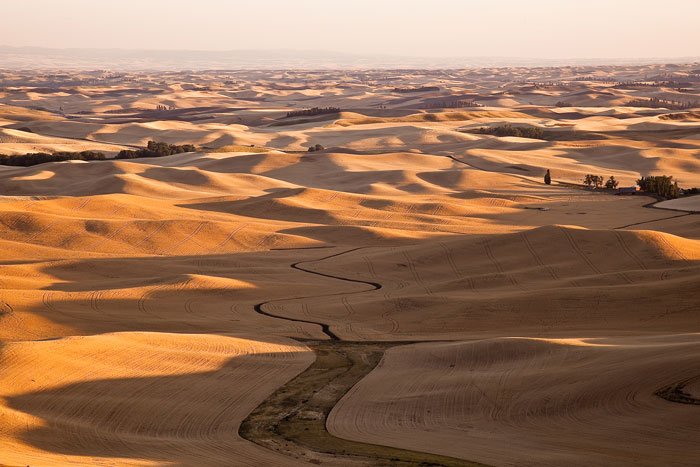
[618,186,640,195]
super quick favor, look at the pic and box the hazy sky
[4,0,699,59]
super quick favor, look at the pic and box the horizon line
[2,45,700,63]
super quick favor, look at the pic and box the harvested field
[0,332,314,466]
[0,64,698,466]
[328,336,700,466]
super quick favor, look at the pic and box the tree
[544,169,551,185]
[584,174,603,188]
[605,176,619,190]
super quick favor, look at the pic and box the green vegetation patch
[116,141,196,159]
[637,175,681,199]
[285,107,341,118]
[477,124,544,139]
[0,150,105,166]
[240,340,488,467]
[628,97,700,110]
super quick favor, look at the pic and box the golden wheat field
[0,65,699,466]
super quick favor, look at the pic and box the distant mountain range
[1,46,699,70]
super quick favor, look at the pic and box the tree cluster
[572,76,616,83]
[116,141,196,159]
[637,175,680,199]
[612,80,692,89]
[627,97,700,110]
[426,99,482,109]
[478,125,544,139]
[583,174,620,190]
[0,151,105,167]
[582,174,619,189]
[583,174,604,188]
[285,107,341,118]
[526,81,571,89]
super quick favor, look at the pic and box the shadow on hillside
[6,347,311,466]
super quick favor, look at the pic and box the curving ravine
[252,247,381,341]
[244,247,486,466]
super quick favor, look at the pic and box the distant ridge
[1,46,699,70]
